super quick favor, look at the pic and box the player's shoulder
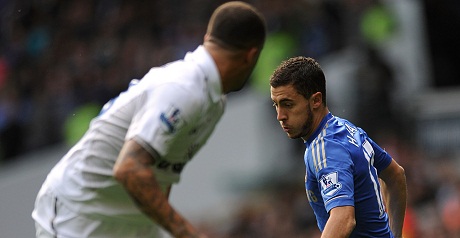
[325,116,360,139]
[145,59,202,83]
[311,116,362,154]
[142,61,204,92]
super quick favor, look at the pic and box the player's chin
[233,84,245,92]
[286,132,301,139]
[228,81,247,93]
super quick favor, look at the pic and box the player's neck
[302,106,330,142]
[316,107,330,126]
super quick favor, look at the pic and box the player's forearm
[379,159,407,237]
[385,167,407,237]
[114,141,204,238]
[321,222,354,238]
[119,167,199,237]
[321,206,355,238]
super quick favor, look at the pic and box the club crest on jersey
[160,107,182,133]
[320,171,342,197]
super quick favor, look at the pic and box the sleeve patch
[320,171,342,197]
[160,106,182,133]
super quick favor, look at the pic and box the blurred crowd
[1,0,459,237]
[0,0,219,160]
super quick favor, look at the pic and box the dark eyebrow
[273,98,294,107]
[279,98,294,104]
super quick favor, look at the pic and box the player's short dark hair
[270,56,327,105]
[207,1,266,50]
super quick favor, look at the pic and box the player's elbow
[113,166,126,184]
[394,164,406,183]
[113,158,133,184]
[398,164,405,176]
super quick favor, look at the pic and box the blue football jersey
[304,113,393,237]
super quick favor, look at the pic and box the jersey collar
[305,112,333,146]
[185,46,223,103]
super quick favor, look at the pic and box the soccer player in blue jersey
[270,56,407,237]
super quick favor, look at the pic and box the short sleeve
[314,140,355,212]
[368,138,392,173]
[126,84,201,158]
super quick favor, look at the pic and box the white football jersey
[34,46,225,226]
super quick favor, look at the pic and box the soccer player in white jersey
[32,2,266,237]
[270,57,407,237]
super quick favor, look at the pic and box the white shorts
[32,185,162,238]
[35,221,54,238]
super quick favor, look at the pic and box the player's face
[271,84,314,140]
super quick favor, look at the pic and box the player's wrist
[173,223,204,238]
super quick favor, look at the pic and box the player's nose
[277,108,287,121]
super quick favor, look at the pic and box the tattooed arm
[114,139,206,238]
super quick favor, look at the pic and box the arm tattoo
[115,140,199,237]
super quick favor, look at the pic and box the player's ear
[204,33,211,41]
[245,47,259,64]
[310,92,322,109]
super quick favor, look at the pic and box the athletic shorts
[32,185,161,238]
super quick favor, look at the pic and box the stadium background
[1,0,460,237]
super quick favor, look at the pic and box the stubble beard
[292,105,314,140]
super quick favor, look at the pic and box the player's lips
[282,125,291,132]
